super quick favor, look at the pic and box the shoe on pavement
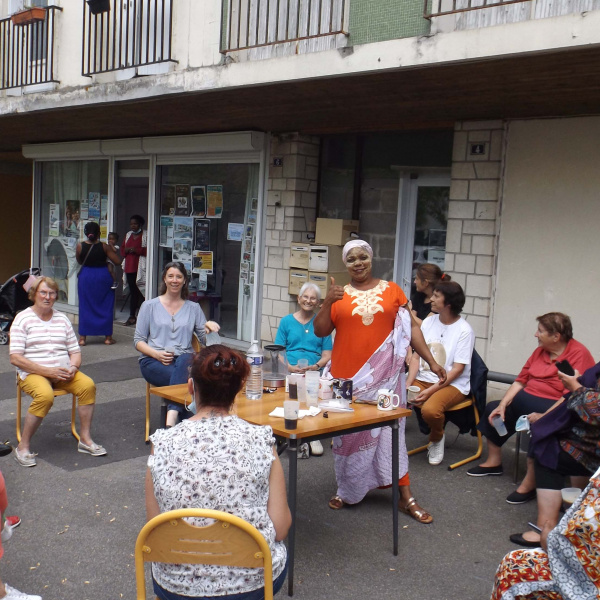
[467,464,504,477]
[5,515,20,528]
[3,583,42,600]
[427,435,445,465]
[309,440,324,456]
[506,489,537,504]
[14,448,37,467]
[77,441,107,456]
[298,443,310,459]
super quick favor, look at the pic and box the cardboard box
[315,218,360,246]
[289,243,310,270]
[308,245,346,272]
[288,269,308,295]
[308,270,350,298]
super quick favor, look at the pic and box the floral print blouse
[148,416,287,597]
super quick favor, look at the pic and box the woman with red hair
[145,345,291,600]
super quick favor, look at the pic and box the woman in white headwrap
[314,240,446,523]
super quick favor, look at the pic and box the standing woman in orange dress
[314,240,446,523]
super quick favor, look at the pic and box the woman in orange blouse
[314,240,445,523]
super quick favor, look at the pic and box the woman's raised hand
[325,277,345,304]
[204,320,221,333]
[557,369,582,392]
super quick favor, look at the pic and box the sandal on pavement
[78,441,107,457]
[328,495,344,510]
[104,337,116,345]
[78,338,86,346]
[399,497,433,524]
[124,317,136,326]
[509,532,541,548]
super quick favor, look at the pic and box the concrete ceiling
[1,44,599,153]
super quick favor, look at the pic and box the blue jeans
[140,354,194,416]
[152,559,288,600]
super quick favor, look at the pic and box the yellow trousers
[18,372,96,418]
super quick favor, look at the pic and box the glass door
[113,159,150,322]
[394,171,450,298]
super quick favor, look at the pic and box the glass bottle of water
[245,340,264,400]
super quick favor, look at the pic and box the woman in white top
[146,345,291,600]
[134,261,220,426]
[406,281,475,466]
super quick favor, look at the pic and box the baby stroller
[0,268,40,345]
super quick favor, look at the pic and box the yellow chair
[16,376,80,443]
[407,396,483,471]
[134,508,273,600]
[145,334,202,442]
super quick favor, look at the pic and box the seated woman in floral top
[145,345,291,600]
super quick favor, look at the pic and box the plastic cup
[491,414,508,436]
[406,385,420,404]
[296,374,307,404]
[561,487,582,505]
[305,371,320,407]
[288,373,298,400]
[297,358,309,370]
[283,400,299,430]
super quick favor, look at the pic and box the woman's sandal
[104,337,116,345]
[399,497,433,524]
[328,495,344,510]
[78,338,86,346]
[124,317,136,326]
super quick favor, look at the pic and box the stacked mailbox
[288,218,359,296]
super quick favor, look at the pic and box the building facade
[1,0,599,370]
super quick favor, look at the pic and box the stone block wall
[446,120,505,358]
[261,133,321,343]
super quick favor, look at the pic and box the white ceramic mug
[377,388,400,411]
[406,385,420,404]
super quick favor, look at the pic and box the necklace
[301,315,315,333]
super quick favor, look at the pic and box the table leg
[287,437,298,596]
[392,420,399,556]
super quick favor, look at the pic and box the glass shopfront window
[39,160,109,306]
[156,163,259,342]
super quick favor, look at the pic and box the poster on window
[180,261,192,277]
[191,186,206,217]
[80,201,89,220]
[88,193,101,220]
[227,223,243,242]
[206,185,223,218]
[49,204,59,237]
[173,217,193,240]
[160,216,174,248]
[194,219,210,251]
[100,195,108,225]
[64,200,81,237]
[173,239,192,262]
[175,184,191,216]
[193,251,213,274]
[161,185,176,216]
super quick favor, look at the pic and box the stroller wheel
[0,332,8,345]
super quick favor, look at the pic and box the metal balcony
[82,0,175,76]
[221,0,348,54]
[0,5,61,91]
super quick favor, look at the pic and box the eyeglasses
[38,291,57,298]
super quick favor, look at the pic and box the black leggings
[126,272,144,318]
[534,449,592,490]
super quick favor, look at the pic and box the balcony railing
[82,0,175,76]
[0,5,61,91]
[221,0,348,54]
[424,0,530,18]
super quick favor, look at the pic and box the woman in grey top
[134,262,220,425]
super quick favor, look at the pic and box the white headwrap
[342,240,373,264]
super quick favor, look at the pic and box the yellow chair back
[134,508,273,600]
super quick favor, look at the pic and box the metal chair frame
[134,508,273,600]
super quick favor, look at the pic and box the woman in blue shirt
[275,282,332,456]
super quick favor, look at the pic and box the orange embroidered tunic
[329,280,407,379]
